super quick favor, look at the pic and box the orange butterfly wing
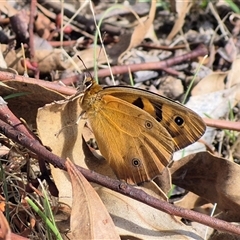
[102,86,206,150]
[80,80,205,184]
[83,93,174,184]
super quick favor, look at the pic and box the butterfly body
[80,79,206,185]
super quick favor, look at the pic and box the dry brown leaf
[81,136,117,180]
[187,84,240,123]
[151,167,172,198]
[37,98,84,160]
[70,46,107,71]
[1,43,71,75]
[209,230,240,240]
[179,84,240,162]
[0,80,65,127]
[128,0,156,48]
[171,151,240,216]
[96,187,202,239]
[0,0,17,16]
[191,72,227,96]
[34,12,56,39]
[118,0,156,63]
[0,211,11,240]
[54,203,71,235]
[66,159,120,240]
[37,46,106,74]
[1,44,105,75]
[192,55,240,96]
[226,55,240,88]
[174,192,215,238]
[1,44,28,74]
[167,1,192,40]
[0,145,9,157]
[35,49,73,74]
[37,97,85,206]
[150,76,184,99]
[174,192,210,213]
[37,97,116,206]
[217,37,237,63]
[0,46,7,69]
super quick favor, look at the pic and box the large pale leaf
[37,97,86,206]
[96,187,202,239]
[37,97,115,206]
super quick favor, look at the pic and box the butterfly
[79,77,206,185]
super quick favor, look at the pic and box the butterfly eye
[132,158,141,167]
[84,78,93,89]
[145,120,153,129]
[174,116,185,126]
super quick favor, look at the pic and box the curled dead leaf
[66,159,120,239]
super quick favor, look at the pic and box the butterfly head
[83,76,94,91]
[79,76,104,112]
[82,76,103,96]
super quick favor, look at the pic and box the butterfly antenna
[77,55,94,80]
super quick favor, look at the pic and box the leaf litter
[0,0,240,239]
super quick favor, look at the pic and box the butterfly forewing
[103,86,206,150]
